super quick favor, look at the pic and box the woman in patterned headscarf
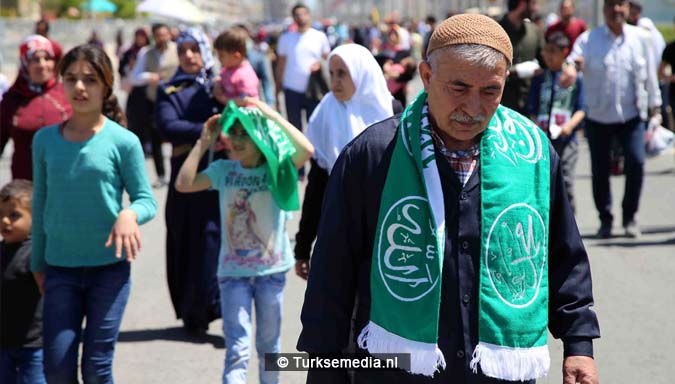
[156,27,224,333]
[0,35,72,180]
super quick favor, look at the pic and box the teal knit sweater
[31,118,157,272]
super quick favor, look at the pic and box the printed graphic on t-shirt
[226,188,278,267]
[204,160,293,277]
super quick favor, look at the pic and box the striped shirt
[430,129,480,186]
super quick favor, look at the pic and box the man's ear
[419,61,432,91]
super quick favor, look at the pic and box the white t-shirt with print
[203,160,293,278]
[277,28,330,93]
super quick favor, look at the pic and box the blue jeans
[585,117,645,226]
[42,262,131,384]
[248,49,276,106]
[283,89,319,177]
[0,347,46,384]
[219,272,286,384]
[282,88,319,132]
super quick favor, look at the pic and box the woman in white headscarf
[294,43,400,279]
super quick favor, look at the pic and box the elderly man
[297,14,599,384]
[568,0,661,238]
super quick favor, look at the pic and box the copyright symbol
[277,356,289,368]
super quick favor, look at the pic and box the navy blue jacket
[297,115,600,383]
[155,75,221,146]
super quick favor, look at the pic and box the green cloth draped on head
[218,101,299,211]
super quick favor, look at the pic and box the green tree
[658,24,675,44]
[111,0,137,19]
[43,0,85,18]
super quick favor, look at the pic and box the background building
[193,0,264,24]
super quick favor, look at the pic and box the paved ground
[3,87,674,383]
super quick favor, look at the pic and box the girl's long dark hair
[59,44,127,127]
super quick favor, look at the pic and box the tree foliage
[111,0,137,19]
[42,0,85,17]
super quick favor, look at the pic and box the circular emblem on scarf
[485,203,547,308]
[377,196,440,302]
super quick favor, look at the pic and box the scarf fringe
[357,321,446,377]
[469,342,550,381]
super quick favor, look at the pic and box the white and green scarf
[535,70,576,138]
[357,91,551,381]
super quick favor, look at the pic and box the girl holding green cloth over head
[175,97,313,384]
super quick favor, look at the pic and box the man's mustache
[450,112,486,123]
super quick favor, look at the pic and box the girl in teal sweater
[31,44,156,383]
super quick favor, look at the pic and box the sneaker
[624,221,641,238]
[597,223,612,239]
[152,177,168,189]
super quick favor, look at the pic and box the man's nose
[462,92,482,116]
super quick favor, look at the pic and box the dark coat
[297,115,600,383]
[500,16,545,115]
[0,239,43,348]
[155,75,225,328]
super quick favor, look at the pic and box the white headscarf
[306,43,394,173]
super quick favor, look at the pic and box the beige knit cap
[426,14,513,64]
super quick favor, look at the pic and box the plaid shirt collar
[429,125,481,186]
[429,126,481,159]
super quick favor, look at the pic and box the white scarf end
[469,342,550,381]
[357,321,446,377]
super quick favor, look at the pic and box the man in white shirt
[129,23,178,187]
[627,0,666,64]
[568,0,661,239]
[275,3,330,139]
[627,1,668,121]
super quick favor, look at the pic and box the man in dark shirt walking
[298,14,599,384]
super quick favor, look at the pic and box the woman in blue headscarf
[156,28,224,333]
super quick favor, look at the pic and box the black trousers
[146,101,165,178]
[294,159,329,261]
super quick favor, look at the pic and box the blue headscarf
[172,27,215,87]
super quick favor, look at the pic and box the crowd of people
[0,0,673,383]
